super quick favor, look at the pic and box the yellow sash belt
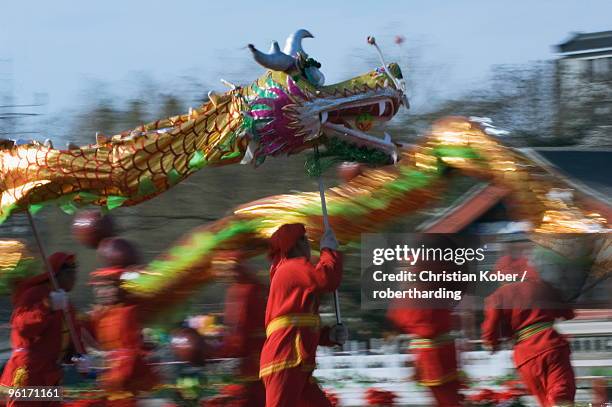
[265,313,320,338]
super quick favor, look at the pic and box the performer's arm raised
[312,249,343,292]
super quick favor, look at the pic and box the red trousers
[262,368,331,407]
[243,381,266,407]
[2,354,62,407]
[429,380,463,407]
[517,346,575,407]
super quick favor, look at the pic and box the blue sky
[1,0,611,121]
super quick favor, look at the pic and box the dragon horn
[247,41,295,72]
[283,29,314,57]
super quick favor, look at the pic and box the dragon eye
[304,67,325,86]
[298,56,325,86]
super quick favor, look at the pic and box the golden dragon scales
[1,116,609,315]
[113,116,610,320]
[0,31,609,313]
[0,30,407,222]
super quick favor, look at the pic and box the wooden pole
[313,145,342,325]
[25,209,85,355]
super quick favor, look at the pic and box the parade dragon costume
[0,29,404,222]
[0,31,610,318]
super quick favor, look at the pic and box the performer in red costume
[1,252,87,407]
[388,308,462,406]
[84,237,160,406]
[210,251,267,406]
[260,223,347,407]
[481,240,576,407]
[387,236,464,407]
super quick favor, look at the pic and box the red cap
[89,267,125,286]
[13,252,75,301]
[268,223,306,261]
[268,223,306,279]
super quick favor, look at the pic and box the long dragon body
[0,31,608,319]
[116,117,609,321]
[0,30,406,222]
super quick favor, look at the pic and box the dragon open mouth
[318,96,400,162]
[247,31,407,165]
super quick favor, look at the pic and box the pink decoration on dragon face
[0,29,408,221]
[250,76,310,158]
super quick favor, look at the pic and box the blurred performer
[388,310,462,406]
[260,223,346,407]
[1,252,87,407]
[210,251,267,407]
[387,235,464,407]
[85,237,159,406]
[481,240,576,407]
[494,238,534,281]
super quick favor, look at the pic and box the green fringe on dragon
[0,30,609,315]
[0,29,406,222]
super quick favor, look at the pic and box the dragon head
[242,29,408,166]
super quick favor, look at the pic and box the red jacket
[386,253,463,387]
[1,283,82,387]
[481,278,574,367]
[259,249,342,378]
[85,303,159,393]
[215,273,267,379]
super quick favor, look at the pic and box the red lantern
[170,327,207,366]
[324,390,340,406]
[337,162,364,182]
[72,210,115,248]
[365,388,397,406]
[97,237,141,268]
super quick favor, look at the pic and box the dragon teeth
[378,101,386,116]
[320,111,328,124]
[384,132,392,143]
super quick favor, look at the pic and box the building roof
[557,30,612,55]
[530,148,612,199]
[418,149,611,233]
[418,184,509,233]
